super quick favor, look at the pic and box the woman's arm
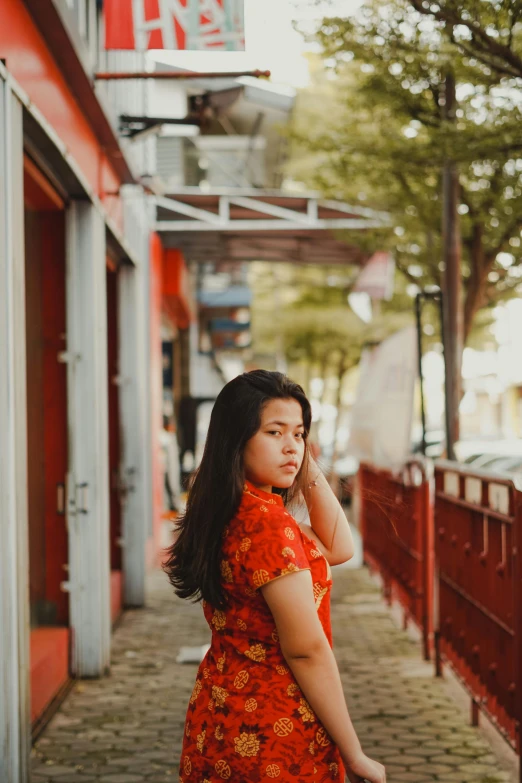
[262,570,385,783]
[299,457,354,565]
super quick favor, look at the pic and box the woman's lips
[281,464,298,472]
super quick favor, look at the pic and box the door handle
[76,482,88,514]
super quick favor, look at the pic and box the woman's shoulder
[224,496,300,556]
[223,489,311,587]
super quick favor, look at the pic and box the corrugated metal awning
[155,188,390,266]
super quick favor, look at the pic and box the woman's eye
[295,432,304,439]
[268,430,281,436]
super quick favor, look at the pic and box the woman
[164,370,385,783]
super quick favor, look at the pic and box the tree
[249,261,411,401]
[289,0,522,346]
[407,0,522,81]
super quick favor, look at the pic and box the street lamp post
[441,70,463,461]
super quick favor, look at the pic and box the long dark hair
[163,370,313,609]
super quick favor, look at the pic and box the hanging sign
[347,327,417,471]
[352,251,395,300]
[105,0,245,51]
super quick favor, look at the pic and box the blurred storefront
[0,2,158,779]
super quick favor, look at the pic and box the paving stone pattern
[31,566,515,783]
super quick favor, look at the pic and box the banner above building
[105,0,245,51]
[347,327,417,471]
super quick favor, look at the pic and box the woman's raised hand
[344,751,386,783]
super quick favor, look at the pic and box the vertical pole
[415,294,427,456]
[422,477,434,661]
[435,292,453,464]
[0,76,31,783]
[118,188,151,606]
[512,489,522,774]
[65,202,111,677]
[441,71,462,461]
[435,630,443,677]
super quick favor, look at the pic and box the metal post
[435,293,451,462]
[415,293,427,456]
[513,489,522,777]
[441,71,462,461]
[0,75,31,783]
[435,630,443,677]
[421,474,435,661]
[65,202,112,677]
[416,291,452,460]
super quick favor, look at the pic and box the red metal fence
[358,458,522,769]
[359,462,434,660]
[434,461,522,755]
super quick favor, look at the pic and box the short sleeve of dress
[239,505,311,590]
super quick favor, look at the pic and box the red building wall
[0,0,124,229]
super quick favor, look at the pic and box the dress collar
[243,479,284,507]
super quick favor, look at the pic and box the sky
[151,0,361,89]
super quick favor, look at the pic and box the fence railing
[358,458,522,771]
[434,461,522,756]
[359,461,434,660]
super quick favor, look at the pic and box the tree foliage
[406,0,522,81]
[288,0,522,344]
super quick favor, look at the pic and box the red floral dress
[179,480,345,783]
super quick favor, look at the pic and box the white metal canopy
[155,187,390,265]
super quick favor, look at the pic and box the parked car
[455,439,522,478]
[411,429,446,459]
[455,438,522,462]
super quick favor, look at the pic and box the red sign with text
[105,0,245,51]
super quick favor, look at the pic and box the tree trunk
[463,222,491,343]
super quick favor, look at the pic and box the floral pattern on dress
[179,480,344,783]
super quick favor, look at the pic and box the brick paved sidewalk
[31,566,516,783]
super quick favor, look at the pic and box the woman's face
[243,398,306,492]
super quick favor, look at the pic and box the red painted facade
[163,248,193,329]
[24,159,70,726]
[148,233,166,569]
[3,0,131,725]
[3,0,196,733]
[0,0,124,229]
